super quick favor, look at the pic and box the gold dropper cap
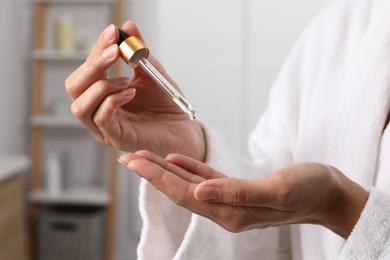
[117,29,150,68]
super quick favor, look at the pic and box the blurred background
[0,0,328,259]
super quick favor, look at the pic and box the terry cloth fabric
[339,188,390,259]
[137,0,390,259]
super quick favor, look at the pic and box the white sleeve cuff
[339,188,390,259]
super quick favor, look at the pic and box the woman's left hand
[118,150,368,239]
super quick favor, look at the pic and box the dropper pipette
[117,29,196,120]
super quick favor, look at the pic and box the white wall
[0,0,32,155]
[246,0,330,138]
[155,0,246,153]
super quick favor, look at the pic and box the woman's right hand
[65,21,206,161]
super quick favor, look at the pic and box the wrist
[322,168,369,239]
[189,120,207,162]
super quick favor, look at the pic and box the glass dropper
[117,29,196,120]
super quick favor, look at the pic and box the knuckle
[172,193,186,207]
[64,75,73,93]
[225,224,242,233]
[85,57,99,73]
[92,103,113,128]
[70,102,84,120]
[279,186,294,206]
[170,186,191,207]
[94,79,111,95]
[64,74,78,97]
[230,187,248,205]
[175,197,186,207]
[224,217,247,233]
[274,171,295,206]
[93,112,108,128]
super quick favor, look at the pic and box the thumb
[121,21,147,44]
[194,178,272,206]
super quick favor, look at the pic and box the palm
[107,73,194,156]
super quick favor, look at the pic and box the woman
[65,0,390,258]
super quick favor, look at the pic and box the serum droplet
[188,109,197,120]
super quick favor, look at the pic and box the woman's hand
[118,150,369,239]
[65,22,205,160]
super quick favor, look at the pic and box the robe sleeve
[338,188,390,259]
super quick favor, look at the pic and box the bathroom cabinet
[0,156,29,260]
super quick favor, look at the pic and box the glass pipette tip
[138,58,196,120]
[117,29,196,120]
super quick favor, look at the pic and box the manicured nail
[115,77,130,86]
[103,24,116,41]
[197,186,219,201]
[102,44,117,59]
[117,158,127,166]
[120,88,136,96]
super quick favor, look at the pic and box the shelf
[36,0,115,4]
[30,188,110,206]
[32,49,88,62]
[31,115,83,128]
[0,155,30,182]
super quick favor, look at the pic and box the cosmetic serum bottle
[117,29,196,120]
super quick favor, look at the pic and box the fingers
[65,24,119,101]
[71,77,130,122]
[165,153,226,179]
[65,21,146,145]
[120,151,206,184]
[92,87,136,145]
[194,177,277,208]
[65,21,147,100]
[117,152,251,230]
[118,152,202,206]
[118,152,292,232]
[70,77,136,144]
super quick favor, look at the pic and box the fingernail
[197,186,219,201]
[102,44,117,59]
[117,157,127,166]
[120,88,136,96]
[115,77,130,86]
[103,24,116,41]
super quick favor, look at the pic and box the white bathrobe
[137,0,390,259]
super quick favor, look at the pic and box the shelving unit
[29,0,123,259]
[0,156,30,260]
[32,49,88,62]
[30,188,109,206]
[31,115,82,128]
[36,0,117,3]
